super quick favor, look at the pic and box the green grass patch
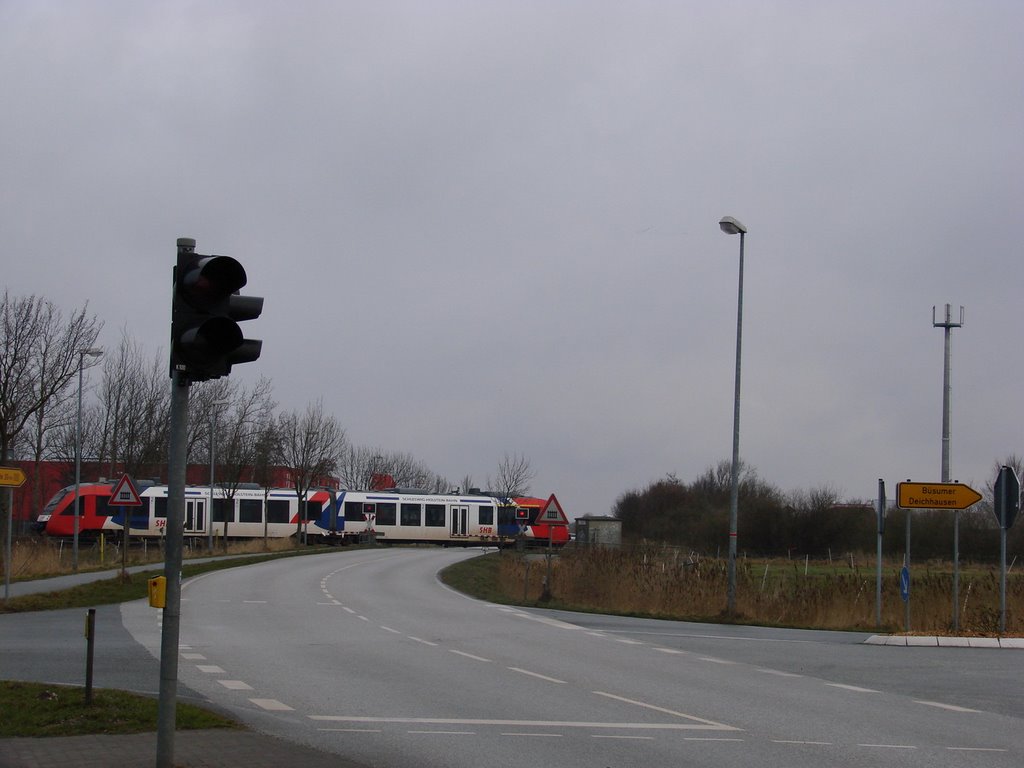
[0,681,238,737]
[439,551,514,604]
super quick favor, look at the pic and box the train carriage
[37,482,568,547]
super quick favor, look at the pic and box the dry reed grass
[4,535,300,581]
[501,545,1023,636]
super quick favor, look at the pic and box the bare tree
[336,445,449,492]
[489,451,535,500]
[0,292,101,538]
[210,378,276,540]
[89,336,170,480]
[278,399,346,540]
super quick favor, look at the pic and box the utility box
[574,516,622,548]
[148,576,166,608]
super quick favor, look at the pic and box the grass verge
[0,681,238,738]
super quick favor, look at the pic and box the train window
[42,489,69,516]
[498,505,516,526]
[154,497,168,519]
[400,503,421,526]
[478,505,494,525]
[212,499,234,522]
[267,500,289,524]
[344,501,366,522]
[376,503,396,526]
[239,499,262,523]
[425,504,445,527]
[304,500,320,520]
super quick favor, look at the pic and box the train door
[451,505,469,537]
[185,499,206,533]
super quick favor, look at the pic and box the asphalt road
[3,548,1021,767]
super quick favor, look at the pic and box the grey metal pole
[726,230,745,615]
[876,479,884,628]
[73,353,84,572]
[933,304,963,631]
[157,240,194,768]
[208,409,214,554]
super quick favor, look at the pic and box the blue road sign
[899,566,910,602]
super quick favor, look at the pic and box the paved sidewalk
[0,729,367,768]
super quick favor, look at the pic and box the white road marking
[699,657,736,665]
[654,648,688,655]
[684,737,744,742]
[218,680,254,690]
[242,600,267,604]
[310,716,740,731]
[772,740,832,745]
[592,691,739,730]
[593,734,655,740]
[756,668,802,678]
[409,730,474,736]
[914,700,981,713]
[250,698,294,711]
[408,636,438,647]
[509,667,566,684]
[946,747,1008,752]
[196,665,226,674]
[450,649,492,663]
[827,683,879,693]
[501,732,563,738]
[342,606,356,614]
[181,653,206,660]
[380,626,402,634]
[858,743,916,749]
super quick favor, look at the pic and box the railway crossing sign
[896,481,982,510]
[538,494,568,526]
[0,467,27,487]
[110,474,143,506]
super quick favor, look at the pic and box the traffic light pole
[156,244,195,768]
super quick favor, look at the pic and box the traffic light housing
[170,240,263,382]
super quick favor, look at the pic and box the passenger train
[35,481,570,546]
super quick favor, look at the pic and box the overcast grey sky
[4,1,1021,518]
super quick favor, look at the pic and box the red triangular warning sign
[538,494,568,525]
[109,474,143,506]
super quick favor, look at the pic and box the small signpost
[994,466,1021,633]
[2,466,28,600]
[110,474,142,581]
[896,482,982,510]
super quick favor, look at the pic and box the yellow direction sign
[0,467,27,487]
[897,481,982,510]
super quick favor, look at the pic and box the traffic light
[170,239,263,382]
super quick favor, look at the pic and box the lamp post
[719,215,747,615]
[73,347,103,572]
[208,399,231,553]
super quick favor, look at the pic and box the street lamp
[208,398,231,553]
[719,215,747,615]
[73,347,103,572]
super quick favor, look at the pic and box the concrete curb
[864,634,1024,648]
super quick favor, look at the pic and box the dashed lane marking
[827,683,879,693]
[450,649,492,663]
[914,700,982,713]
[196,665,226,674]
[250,698,294,711]
[509,667,566,684]
[218,680,254,690]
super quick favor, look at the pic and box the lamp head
[719,216,747,235]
